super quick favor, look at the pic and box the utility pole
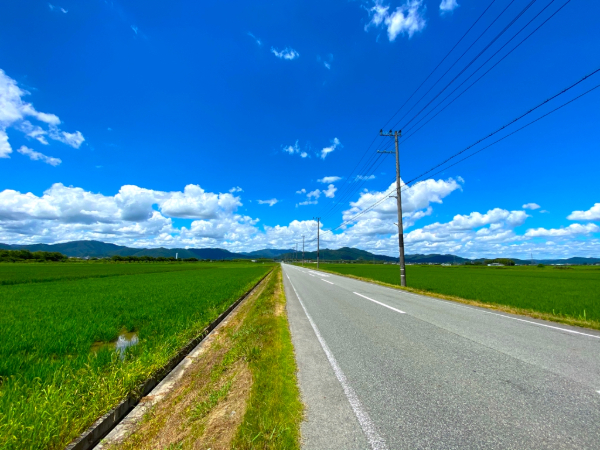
[379,129,406,287]
[302,235,305,267]
[314,217,320,269]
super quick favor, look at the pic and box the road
[282,263,600,450]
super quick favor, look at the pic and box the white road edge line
[321,279,334,285]
[354,292,406,314]
[285,273,388,450]
[315,269,600,340]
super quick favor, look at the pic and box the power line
[400,0,572,145]
[307,71,600,242]
[315,0,500,219]
[393,0,539,132]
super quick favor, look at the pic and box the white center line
[354,292,406,314]
[286,273,388,450]
[321,279,334,285]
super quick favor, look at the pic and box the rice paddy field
[0,262,273,450]
[315,263,600,325]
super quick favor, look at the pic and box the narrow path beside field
[283,263,600,449]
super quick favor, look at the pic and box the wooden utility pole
[314,217,320,269]
[379,130,406,287]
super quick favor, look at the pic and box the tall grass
[0,263,272,450]
[232,268,303,449]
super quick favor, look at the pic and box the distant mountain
[1,240,598,264]
[279,247,398,262]
[0,241,248,260]
[277,247,600,265]
[241,249,294,258]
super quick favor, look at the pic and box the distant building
[487,263,503,266]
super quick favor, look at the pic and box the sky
[0,0,599,259]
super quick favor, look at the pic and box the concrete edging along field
[65,269,273,450]
[299,264,600,331]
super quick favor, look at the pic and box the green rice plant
[315,264,600,324]
[0,262,272,450]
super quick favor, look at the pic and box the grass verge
[305,265,600,331]
[113,266,303,450]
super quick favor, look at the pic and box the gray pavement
[282,263,600,450]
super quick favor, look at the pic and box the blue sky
[0,0,599,258]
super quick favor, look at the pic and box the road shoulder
[283,265,369,450]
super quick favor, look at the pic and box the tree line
[0,249,68,262]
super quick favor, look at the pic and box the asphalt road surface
[282,263,600,450]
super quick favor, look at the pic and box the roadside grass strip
[114,266,303,450]
[0,263,272,450]
[286,274,388,450]
[305,264,600,331]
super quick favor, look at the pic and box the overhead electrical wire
[314,0,499,219]
[399,0,572,146]
[303,70,600,247]
[393,0,539,132]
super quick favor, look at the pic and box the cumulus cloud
[271,47,299,60]
[366,0,426,41]
[321,137,341,159]
[0,68,85,160]
[0,178,596,259]
[229,186,243,193]
[323,184,337,199]
[567,203,600,221]
[296,189,306,194]
[258,198,278,206]
[525,223,599,238]
[0,130,11,158]
[318,176,341,184]
[439,0,459,13]
[17,146,61,166]
[523,203,540,210]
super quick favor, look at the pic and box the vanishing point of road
[282,263,600,450]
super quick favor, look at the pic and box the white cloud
[229,186,243,193]
[0,130,11,158]
[0,179,598,259]
[48,4,67,13]
[318,176,341,183]
[247,32,262,46]
[318,54,334,70]
[522,203,540,210]
[307,189,321,200]
[366,0,426,41]
[16,146,61,166]
[321,137,341,159]
[258,198,278,207]
[298,200,318,206]
[323,184,337,198]
[567,203,600,221]
[439,0,459,13]
[271,47,300,60]
[0,68,85,158]
[48,128,85,148]
[525,223,599,238]
[296,189,306,194]
[355,174,376,181]
[300,151,308,158]
[283,140,301,155]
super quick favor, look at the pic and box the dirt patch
[111,272,272,450]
